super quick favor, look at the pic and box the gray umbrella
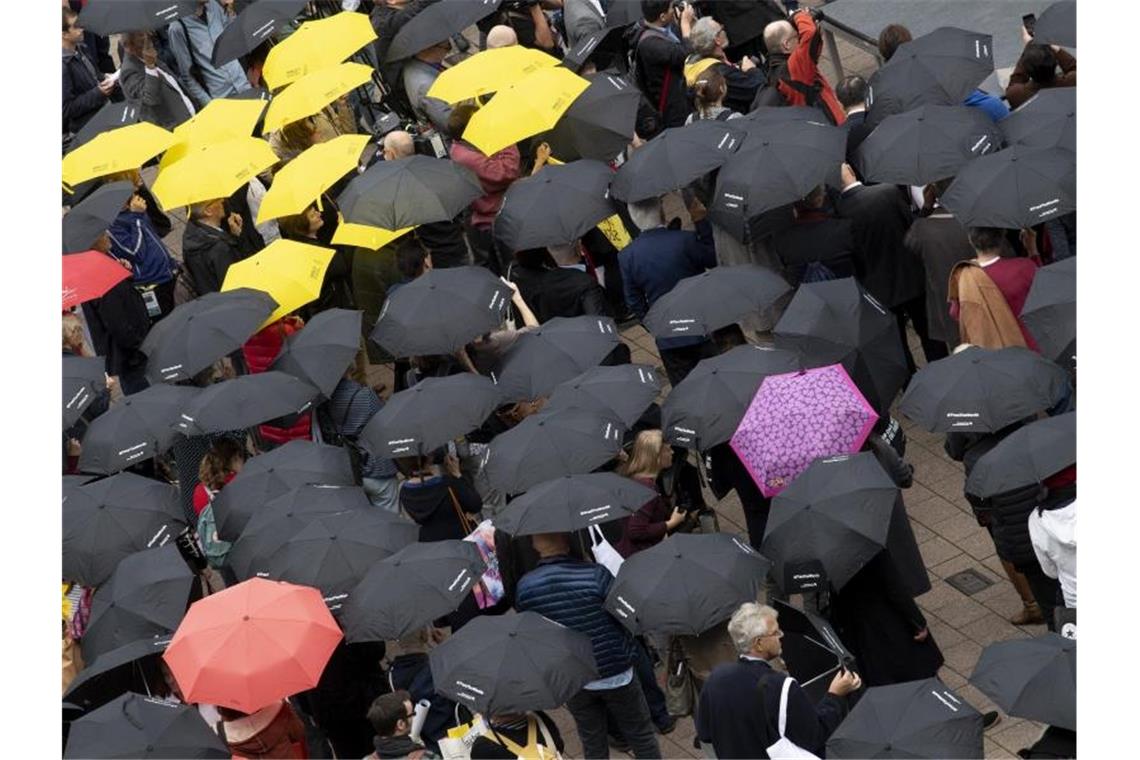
[1000,87,1075,152]
[210,0,309,66]
[172,371,320,436]
[269,308,363,398]
[493,472,655,535]
[543,72,640,162]
[63,182,133,253]
[965,413,1075,499]
[63,636,172,714]
[493,160,620,252]
[855,105,1002,186]
[385,0,503,62]
[64,355,107,428]
[940,145,1076,229]
[543,364,661,427]
[491,316,621,402]
[337,155,482,230]
[969,633,1076,730]
[611,118,746,203]
[1021,257,1076,369]
[1031,1,1076,48]
[78,384,200,475]
[69,103,141,153]
[65,692,230,759]
[643,265,792,340]
[78,0,199,35]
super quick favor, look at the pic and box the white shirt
[145,64,197,118]
[1028,499,1076,607]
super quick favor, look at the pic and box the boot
[1002,559,1045,625]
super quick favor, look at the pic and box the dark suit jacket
[770,213,858,287]
[843,109,873,170]
[836,182,924,308]
[119,53,194,130]
[903,211,976,345]
[181,220,252,296]
[513,265,611,324]
[81,273,152,378]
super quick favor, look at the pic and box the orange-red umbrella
[63,251,131,310]
[162,578,342,712]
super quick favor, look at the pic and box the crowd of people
[62,0,1077,758]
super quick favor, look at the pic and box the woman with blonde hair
[616,430,688,558]
[684,67,742,124]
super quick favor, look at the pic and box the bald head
[763,20,798,56]
[383,130,415,160]
[530,532,571,558]
[486,25,517,49]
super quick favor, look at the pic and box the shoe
[656,718,676,735]
[982,711,1001,729]
[1010,602,1045,626]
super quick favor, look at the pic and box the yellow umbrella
[159,98,268,170]
[331,218,414,250]
[151,137,279,211]
[263,62,372,133]
[256,134,370,224]
[263,11,377,91]
[428,46,560,104]
[463,67,589,157]
[62,122,175,191]
[221,238,335,327]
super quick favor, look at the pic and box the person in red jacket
[241,315,313,448]
[761,9,846,125]
[617,430,689,558]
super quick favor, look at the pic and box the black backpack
[315,387,368,484]
[749,61,839,126]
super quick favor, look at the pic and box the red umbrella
[63,251,131,310]
[163,577,342,712]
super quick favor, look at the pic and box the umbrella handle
[121,697,146,731]
[798,662,841,690]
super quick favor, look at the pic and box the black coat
[414,220,470,270]
[770,213,858,286]
[632,24,692,128]
[513,266,611,323]
[81,273,152,378]
[181,220,252,295]
[989,483,1049,570]
[843,110,873,169]
[836,183,924,309]
[399,474,482,543]
[118,53,194,130]
[707,443,770,550]
[903,212,975,345]
[63,45,107,135]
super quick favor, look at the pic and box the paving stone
[984,737,1021,759]
[929,512,986,543]
[940,639,984,675]
[930,554,1003,585]
[931,594,992,628]
[955,528,1000,561]
[991,719,1048,756]
[912,456,964,488]
[927,618,967,650]
[919,536,961,569]
[937,665,968,689]
[908,496,965,529]
[916,579,962,613]
[909,519,935,544]
[959,613,1028,647]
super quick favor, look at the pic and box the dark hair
[967,226,1006,253]
[693,67,728,114]
[877,24,913,62]
[446,103,479,140]
[835,76,867,109]
[63,8,77,33]
[278,204,318,239]
[123,30,152,57]
[395,237,430,279]
[797,184,826,210]
[641,0,671,22]
[367,690,412,738]
[1020,44,1058,85]
[216,706,250,721]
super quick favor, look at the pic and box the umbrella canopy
[256,134,370,223]
[493,473,655,535]
[611,118,745,203]
[64,355,107,428]
[969,633,1076,730]
[562,21,633,72]
[662,345,804,450]
[212,440,356,541]
[68,102,141,154]
[772,600,855,702]
[542,71,640,162]
[64,692,229,759]
[730,365,879,499]
[429,611,598,714]
[643,265,792,340]
[1021,257,1076,368]
[1000,87,1076,152]
[358,373,502,460]
[211,0,310,66]
[77,384,200,475]
[141,288,278,383]
[483,407,625,495]
[774,278,910,416]
[63,636,172,714]
[269,308,364,398]
[164,578,343,713]
[493,159,619,252]
[370,265,512,357]
[81,545,196,662]
[63,473,186,587]
[151,136,278,211]
[491,315,620,402]
[78,0,199,35]
[63,251,132,311]
[62,122,176,190]
[337,155,482,230]
[601,0,642,26]
[464,67,590,156]
[855,105,1002,186]
[605,533,771,635]
[220,238,336,327]
[898,345,1069,432]
[544,364,661,428]
[262,10,378,89]
[341,540,486,642]
[1031,1,1076,48]
[385,0,503,62]
[940,145,1076,229]
[63,182,134,253]
[172,371,320,436]
[158,98,268,170]
[762,452,897,592]
[965,413,1076,499]
[429,45,560,103]
[331,220,415,250]
[263,62,372,132]
[826,678,985,759]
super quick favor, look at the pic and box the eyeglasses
[758,629,784,640]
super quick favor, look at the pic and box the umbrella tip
[242,615,250,621]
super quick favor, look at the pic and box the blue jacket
[515,556,635,680]
[108,211,177,286]
[963,88,1010,122]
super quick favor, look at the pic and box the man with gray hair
[683,16,764,114]
[695,602,858,759]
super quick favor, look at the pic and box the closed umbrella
[491,315,620,402]
[772,600,856,703]
[262,62,372,132]
[965,413,1076,499]
[493,159,620,252]
[1021,257,1076,368]
[158,98,268,170]
[64,692,229,759]
[151,136,279,211]
[543,72,640,162]
[338,155,482,231]
[78,384,200,475]
[256,134,370,224]
[855,105,1002,186]
[68,102,141,154]
[544,364,661,427]
[172,371,320,436]
[940,145,1076,229]
[611,118,745,203]
[64,355,108,428]
[1000,87,1076,152]
[269,308,364,398]
[493,473,655,535]
[63,182,134,253]
[62,121,176,190]
[210,0,310,66]
[220,238,336,327]
[262,10,378,89]
[969,634,1076,730]
[385,0,503,62]
[643,265,791,340]
[63,636,172,714]
[63,251,133,311]
[428,45,560,103]
[1031,1,1076,48]
[78,0,199,35]
[463,67,590,156]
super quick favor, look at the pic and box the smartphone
[1022,13,1036,36]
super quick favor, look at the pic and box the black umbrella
[643,265,792,340]
[63,473,186,587]
[826,677,984,759]
[78,384,200,475]
[855,105,1002,186]
[341,540,487,642]
[774,278,910,416]
[269,308,363,398]
[1031,1,1076,48]
[338,155,482,230]
[611,118,745,203]
[493,160,620,251]
[358,373,502,460]
[493,472,655,535]
[763,452,898,593]
[604,533,770,635]
[969,633,1076,731]
[429,611,598,714]
[898,345,1068,432]
[662,344,803,450]
[385,0,503,62]
[81,545,196,663]
[172,370,319,436]
[64,692,230,759]
[940,145,1076,229]
[78,0,200,35]
[64,355,107,428]
[562,24,630,72]
[141,288,278,384]
[965,413,1075,499]
[602,0,643,28]
[543,72,639,161]
[63,636,172,713]
[543,364,660,427]
[63,181,134,253]
[482,407,625,495]
[69,102,142,153]
[491,315,620,402]
[370,266,512,358]
[865,27,995,127]
[1022,256,1076,369]
[1000,87,1076,152]
[212,440,356,541]
[772,600,856,703]
[210,0,309,66]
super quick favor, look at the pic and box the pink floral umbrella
[730,364,879,498]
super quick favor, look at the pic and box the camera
[413,130,449,159]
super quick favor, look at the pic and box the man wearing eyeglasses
[366,690,438,760]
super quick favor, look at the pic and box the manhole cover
[945,569,995,596]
